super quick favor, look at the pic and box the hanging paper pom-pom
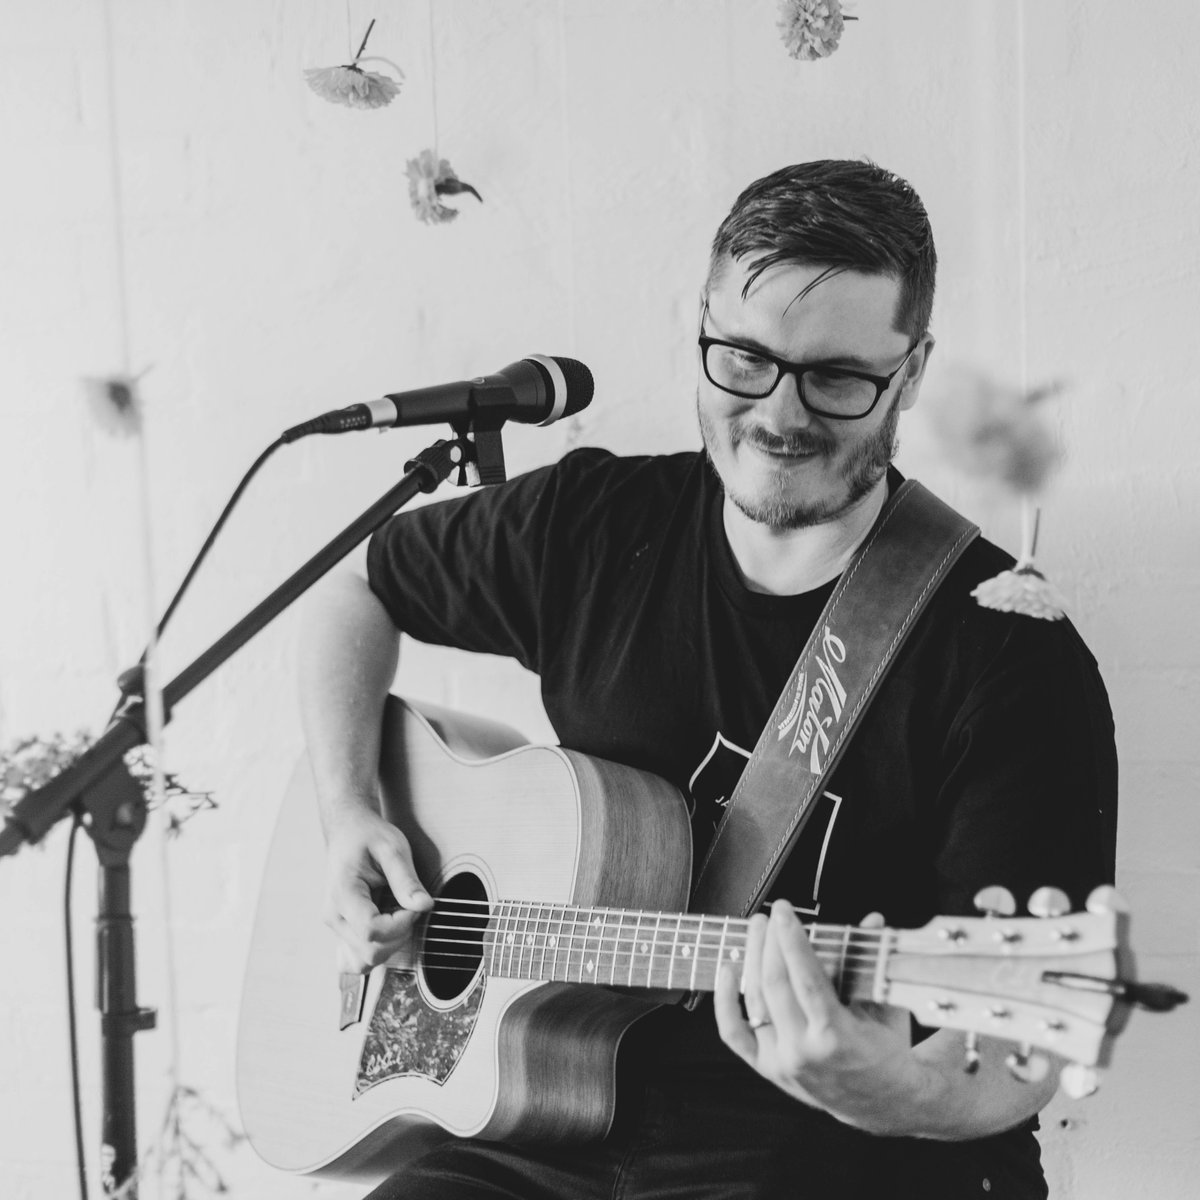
[304,64,401,109]
[972,563,1067,621]
[777,0,857,61]
[924,364,1069,621]
[83,374,143,437]
[406,149,483,225]
[304,18,404,110]
[923,364,1062,494]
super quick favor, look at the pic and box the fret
[870,928,891,1004]
[686,917,700,992]
[495,900,513,978]
[535,902,551,983]
[520,901,537,981]
[579,907,594,982]
[587,910,603,983]
[608,910,620,986]
[837,924,851,1003]
[666,914,681,990]
[549,902,561,979]
[713,917,730,994]
[562,906,580,981]
[482,899,500,974]
[647,912,662,989]
[509,901,525,980]
[628,910,643,987]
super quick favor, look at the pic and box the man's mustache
[736,425,836,457]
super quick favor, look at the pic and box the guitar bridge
[338,972,367,1030]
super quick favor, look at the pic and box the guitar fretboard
[480,901,889,1001]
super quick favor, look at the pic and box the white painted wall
[1,2,1196,1196]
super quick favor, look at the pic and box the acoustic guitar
[237,697,1182,1183]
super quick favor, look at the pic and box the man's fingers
[767,900,839,1030]
[713,962,758,1064]
[377,842,433,912]
[740,911,770,1024]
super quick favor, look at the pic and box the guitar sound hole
[422,870,489,1002]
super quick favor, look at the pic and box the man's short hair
[707,160,937,339]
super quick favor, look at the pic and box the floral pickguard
[354,969,485,1096]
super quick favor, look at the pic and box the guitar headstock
[884,885,1187,1096]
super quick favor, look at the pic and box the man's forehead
[708,257,906,340]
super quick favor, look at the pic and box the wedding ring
[748,1014,772,1031]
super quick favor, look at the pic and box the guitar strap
[689,479,978,923]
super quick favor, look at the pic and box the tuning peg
[973,886,1017,918]
[1086,885,1129,915]
[1060,1063,1100,1099]
[1028,887,1071,919]
[963,1031,982,1074]
[1006,1044,1051,1083]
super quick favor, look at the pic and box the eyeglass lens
[704,343,877,416]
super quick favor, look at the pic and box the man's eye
[806,368,859,394]
[726,347,770,369]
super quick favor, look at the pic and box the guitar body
[239,700,1180,1184]
[237,697,693,1182]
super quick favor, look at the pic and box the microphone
[282,355,593,442]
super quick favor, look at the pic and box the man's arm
[297,570,432,971]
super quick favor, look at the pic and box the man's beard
[698,395,901,531]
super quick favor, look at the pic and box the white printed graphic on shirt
[688,730,844,916]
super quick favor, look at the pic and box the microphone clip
[448,401,508,487]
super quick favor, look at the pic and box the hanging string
[428,0,440,157]
[557,0,580,442]
[100,1,184,1193]
[1014,0,1038,564]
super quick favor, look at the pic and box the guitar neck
[472,901,888,1001]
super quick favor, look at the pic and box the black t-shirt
[367,447,1116,929]
[365,447,1118,1196]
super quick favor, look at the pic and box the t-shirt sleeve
[364,447,614,673]
[932,614,1118,917]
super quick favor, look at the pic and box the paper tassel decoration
[777,0,857,61]
[305,18,404,110]
[406,149,483,225]
[924,364,1067,620]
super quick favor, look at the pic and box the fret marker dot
[681,945,692,958]
[640,942,649,954]
[730,948,741,962]
[548,936,557,947]
[586,960,595,974]
[592,917,602,928]
[524,934,534,945]
[505,934,514,945]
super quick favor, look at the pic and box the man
[299,160,1116,1198]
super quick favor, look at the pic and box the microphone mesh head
[549,357,594,417]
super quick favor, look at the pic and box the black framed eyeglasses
[698,308,920,420]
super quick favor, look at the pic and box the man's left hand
[714,899,939,1135]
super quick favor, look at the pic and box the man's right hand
[322,805,434,972]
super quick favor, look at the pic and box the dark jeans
[364,1018,1048,1200]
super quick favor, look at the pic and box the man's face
[698,256,928,530]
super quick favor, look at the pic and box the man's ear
[898,336,935,412]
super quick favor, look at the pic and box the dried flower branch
[0,734,214,836]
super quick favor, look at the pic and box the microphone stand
[0,431,478,1196]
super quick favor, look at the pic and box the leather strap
[690,480,979,919]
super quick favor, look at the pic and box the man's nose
[758,369,815,431]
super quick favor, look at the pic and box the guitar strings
[402,898,890,987]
